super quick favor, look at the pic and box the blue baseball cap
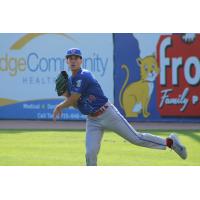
[66,48,82,59]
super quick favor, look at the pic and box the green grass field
[0,130,199,166]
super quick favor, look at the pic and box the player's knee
[126,135,145,146]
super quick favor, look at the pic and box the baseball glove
[55,71,71,96]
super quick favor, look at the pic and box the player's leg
[85,117,104,166]
[103,103,187,159]
[103,103,166,150]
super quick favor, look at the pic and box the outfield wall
[0,33,113,120]
[0,33,200,122]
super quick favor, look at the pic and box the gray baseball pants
[85,102,166,166]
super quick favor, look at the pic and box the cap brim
[66,54,82,59]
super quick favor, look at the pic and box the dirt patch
[0,120,199,130]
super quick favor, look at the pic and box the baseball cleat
[168,133,187,160]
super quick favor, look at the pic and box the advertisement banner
[0,33,113,120]
[114,33,200,122]
[157,34,200,117]
[1,33,199,122]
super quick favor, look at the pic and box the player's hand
[53,105,62,121]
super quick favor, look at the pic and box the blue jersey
[69,68,108,115]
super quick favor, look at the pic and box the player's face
[67,55,82,71]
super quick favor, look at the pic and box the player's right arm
[53,93,81,121]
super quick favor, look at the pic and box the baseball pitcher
[53,48,187,166]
